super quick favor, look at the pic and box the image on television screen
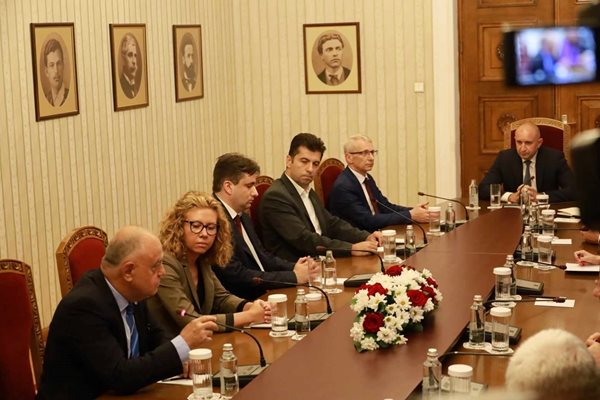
[513,27,597,86]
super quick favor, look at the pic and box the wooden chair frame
[55,225,108,297]
[0,259,44,385]
[314,157,345,205]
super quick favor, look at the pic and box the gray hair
[343,135,372,153]
[102,226,149,267]
[505,328,600,400]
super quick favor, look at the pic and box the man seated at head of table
[211,152,320,300]
[505,328,600,400]
[478,122,576,204]
[147,191,270,338]
[37,226,218,399]
[259,132,382,261]
[328,135,430,231]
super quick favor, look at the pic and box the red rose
[422,286,437,303]
[385,265,404,276]
[407,289,428,307]
[426,277,438,288]
[366,283,388,297]
[363,312,385,333]
[356,284,369,293]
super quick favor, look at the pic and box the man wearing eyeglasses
[328,135,430,231]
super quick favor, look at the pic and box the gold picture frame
[173,25,204,102]
[303,22,362,94]
[109,24,149,111]
[30,23,80,121]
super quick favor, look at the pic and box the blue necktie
[523,160,532,185]
[125,304,139,358]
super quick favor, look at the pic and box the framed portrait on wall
[303,22,362,94]
[173,25,203,102]
[109,24,149,111]
[30,23,80,121]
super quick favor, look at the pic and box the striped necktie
[125,304,139,358]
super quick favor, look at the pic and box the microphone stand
[252,277,332,314]
[417,191,470,221]
[375,199,429,245]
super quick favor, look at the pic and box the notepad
[554,217,581,224]
[557,207,580,217]
[564,263,600,273]
[534,298,575,308]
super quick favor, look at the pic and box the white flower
[350,321,365,342]
[394,292,411,309]
[423,298,435,312]
[350,290,370,313]
[410,307,424,323]
[397,334,408,345]
[367,292,387,310]
[360,337,379,351]
[376,327,397,344]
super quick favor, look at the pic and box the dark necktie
[523,160,532,185]
[233,215,243,234]
[125,304,139,358]
[364,178,379,214]
[329,75,339,85]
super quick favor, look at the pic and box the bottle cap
[448,364,473,378]
[473,294,482,302]
[297,288,306,296]
[382,229,396,237]
[407,224,413,229]
[541,209,556,215]
[189,348,212,360]
[537,235,552,243]
[493,267,511,276]
[426,348,438,357]
[490,306,511,317]
[268,294,287,303]
[223,343,233,351]
[524,226,531,231]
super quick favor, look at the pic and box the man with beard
[316,32,351,86]
[119,33,139,99]
[180,33,197,92]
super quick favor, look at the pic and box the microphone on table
[529,260,567,270]
[417,191,470,221]
[315,246,396,288]
[252,277,332,314]
[179,310,267,387]
[375,199,429,245]
[483,296,566,308]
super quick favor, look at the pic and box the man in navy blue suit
[328,135,430,231]
[212,153,319,300]
[478,122,576,203]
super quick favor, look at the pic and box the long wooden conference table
[101,203,600,399]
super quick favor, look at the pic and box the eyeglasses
[184,220,219,236]
[349,150,378,157]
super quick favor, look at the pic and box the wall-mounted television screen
[504,26,599,86]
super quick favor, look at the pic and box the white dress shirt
[286,173,322,235]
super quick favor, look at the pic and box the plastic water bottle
[520,226,534,264]
[469,295,485,348]
[504,255,517,298]
[422,348,442,397]
[219,343,239,399]
[323,250,341,294]
[405,225,416,256]
[445,203,456,232]
[468,179,478,208]
[292,288,310,340]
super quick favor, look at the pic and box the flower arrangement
[350,265,443,352]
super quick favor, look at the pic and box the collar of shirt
[285,172,312,198]
[51,84,66,105]
[327,68,344,83]
[105,277,130,314]
[521,151,538,166]
[215,194,239,220]
[348,167,368,184]
[123,73,135,87]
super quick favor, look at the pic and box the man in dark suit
[211,153,319,300]
[119,33,139,99]
[259,133,382,261]
[478,122,576,203]
[316,32,351,86]
[37,226,217,399]
[42,39,69,107]
[328,135,430,231]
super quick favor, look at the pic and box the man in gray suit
[259,133,382,261]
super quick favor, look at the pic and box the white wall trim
[432,0,461,197]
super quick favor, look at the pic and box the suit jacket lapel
[199,263,214,314]
[183,263,203,313]
[534,148,544,190]
[93,270,129,355]
[280,173,316,232]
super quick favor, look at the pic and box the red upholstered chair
[314,157,345,208]
[55,225,108,297]
[503,117,571,165]
[0,259,44,400]
[249,175,274,239]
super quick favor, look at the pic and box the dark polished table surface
[101,202,600,399]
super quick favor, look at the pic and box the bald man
[38,226,217,399]
[478,122,576,203]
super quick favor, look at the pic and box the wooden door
[459,1,555,195]
[458,0,600,195]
